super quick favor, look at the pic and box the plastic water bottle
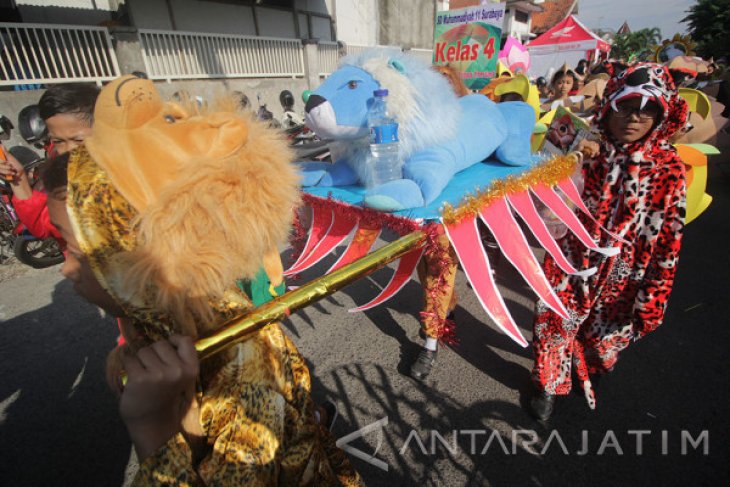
[365,89,401,188]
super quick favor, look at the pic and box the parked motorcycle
[281,89,317,143]
[256,93,281,129]
[279,90,305,129]
[0,106,64,269]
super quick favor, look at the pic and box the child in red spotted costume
[528,63,690,420]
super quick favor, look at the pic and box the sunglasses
[612,102,660,121]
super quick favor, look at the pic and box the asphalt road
[1,159,729,486]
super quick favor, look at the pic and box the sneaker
[528,390,555,421]
[410,348,437,380]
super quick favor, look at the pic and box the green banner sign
[433,3,506,90]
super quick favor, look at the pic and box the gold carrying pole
[195,230,427,361]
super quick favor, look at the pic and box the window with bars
[514,10,529,24]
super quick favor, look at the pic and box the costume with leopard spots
[531,63,690,408]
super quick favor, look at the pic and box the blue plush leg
[455,95,508,167]
[397,96,509,206]
[297,159,359,187]
[363,96,533,210]
[494,101,537,166]
[401,145,457,205]
[363,178,424,211]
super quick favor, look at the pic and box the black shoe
[528,391,555,421]
[410,348,437,380]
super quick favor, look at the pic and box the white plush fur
[341,49,462,158]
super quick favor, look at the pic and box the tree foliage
[610,28,662,61]
[682,0,730,59]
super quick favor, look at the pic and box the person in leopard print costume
[528,63,690,420]
[44,76,362,485]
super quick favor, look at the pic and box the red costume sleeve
[12,190,62,240]
[633,164,686,338]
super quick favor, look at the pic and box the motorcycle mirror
[8,145,42,171]
[0,115,13,141]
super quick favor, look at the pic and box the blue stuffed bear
[300,49,536,212]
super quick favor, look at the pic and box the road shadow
[307,357,724,486]
[0,279,130,486]
[308,361,548,486]
[286,165,730,484]
[282,239,537,390]
[443,305,533,393]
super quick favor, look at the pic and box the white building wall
[503,7,532,43]
[510,20,532,41]
[333,0,377,46]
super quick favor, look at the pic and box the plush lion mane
[340,49,461,157]
[324,49,462,185]
[110,96,299,337]
[433,64,470,97]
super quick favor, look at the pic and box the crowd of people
[0,49,726,483]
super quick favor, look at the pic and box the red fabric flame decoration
[302,194,422,236]
[284,212,358,276]
[349,247,424,312]
[289,195,456,342]
[507,191,596,278]
[327,223,382,274]
[443,215,529,347]
[286,205,334,273]
[531,184,620,257]
[289,208,308,266]
[479,197,569,319]
[556,177,629,244]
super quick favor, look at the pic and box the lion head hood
[71,75,300,339]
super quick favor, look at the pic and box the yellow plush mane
[85,76,300,336]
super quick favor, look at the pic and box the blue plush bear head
[304,65,380,139]
[299,49,537,211]
[304,49,461,156]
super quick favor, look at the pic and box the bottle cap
[373,89,389,97]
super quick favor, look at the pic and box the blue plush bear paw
[363,179,425,212]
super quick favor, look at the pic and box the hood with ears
[73,76,300,340]
[595,63,689,151]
